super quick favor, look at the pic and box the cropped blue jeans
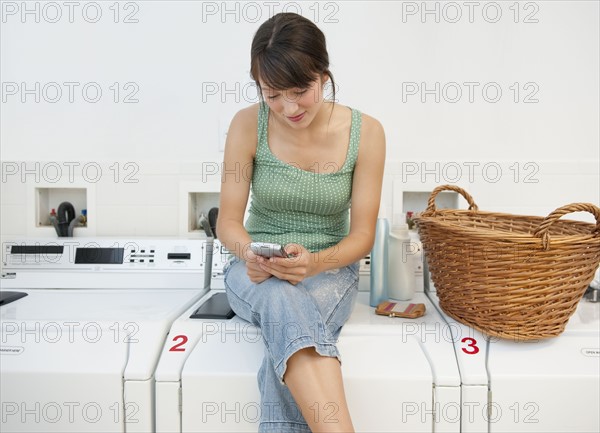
[223,257,360,433]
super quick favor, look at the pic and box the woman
[216,12,385,433]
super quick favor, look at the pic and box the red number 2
[461,337,479,355]
[169,335,188,352]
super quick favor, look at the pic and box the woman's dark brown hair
[250,12,335,102]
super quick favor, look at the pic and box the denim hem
[259,421,311,433]
[274,335,340,384]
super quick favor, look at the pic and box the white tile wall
[1,2,598,236]
[1,158,598,237]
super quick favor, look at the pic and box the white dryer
[427,286,600,432]
[0,237,214,433]
[154,283,461,432]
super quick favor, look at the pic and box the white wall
[1,1,598,237]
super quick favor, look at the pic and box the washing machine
[426,285,600,432]
[154,261,461,432]
[0,237,218,433]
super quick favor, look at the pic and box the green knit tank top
[245,102,362,253]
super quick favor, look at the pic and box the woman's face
[260,75,327,129]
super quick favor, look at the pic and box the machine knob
[584,286,600,303]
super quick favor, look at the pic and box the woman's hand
[245,249,273,283]
[256,243,315,285]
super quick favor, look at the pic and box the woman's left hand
[256,243,315,285]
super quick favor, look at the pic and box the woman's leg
[283,265,360,433]
[257,348,309,432]
[284,347,354,433]
[224,259,359,433]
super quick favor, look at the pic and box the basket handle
[424,185,479,214]
[533,203,600,250]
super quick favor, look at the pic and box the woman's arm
[216,105,272,282]
[257,113,386,284]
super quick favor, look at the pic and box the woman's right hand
[245,249,272,283]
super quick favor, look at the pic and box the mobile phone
[249,242,289,258]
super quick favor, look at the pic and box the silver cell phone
[249,242,289,258]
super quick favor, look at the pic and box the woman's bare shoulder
[231,103,260,130]
[358,111,384,136]
[354,109,385,159]
[226,103,261,156]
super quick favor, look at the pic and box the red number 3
[461,337,479,355]
[169,335,188,352]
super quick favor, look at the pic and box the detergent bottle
[387,213,416,300]
[370,206,389,307]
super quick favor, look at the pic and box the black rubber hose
[56,202,76,237]
[208,207,219,239]
[198,213,213,238]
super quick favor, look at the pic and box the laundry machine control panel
[0,237,227,290]
[200,239,231,290]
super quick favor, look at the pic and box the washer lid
[155,290,243,382]
[343,292,461,387]
[487,300,600,377]
[180,317,434,433]
[0,288,207,380]
[487,330,600,432]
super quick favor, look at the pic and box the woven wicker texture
[415,185,600,341]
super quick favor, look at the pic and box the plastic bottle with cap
[369,205,389,307]
[388,213,416,300]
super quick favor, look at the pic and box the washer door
[180,325,434,432]
[488,329,600,432]
[1,320,128,432]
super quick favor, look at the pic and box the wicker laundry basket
[415,185,600,341]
